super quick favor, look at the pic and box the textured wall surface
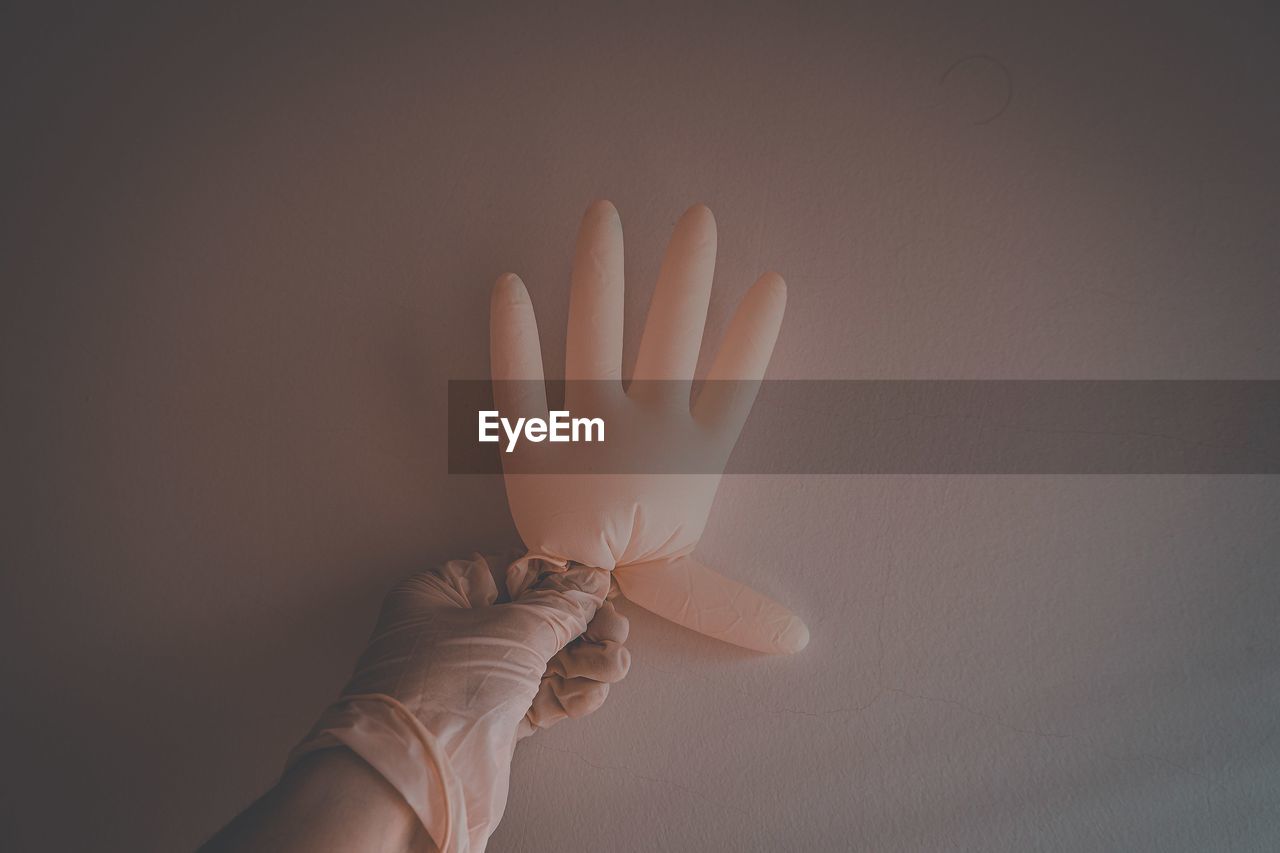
[3,2,1278,850]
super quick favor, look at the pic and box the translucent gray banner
[448,381,1280,474]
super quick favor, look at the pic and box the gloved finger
[566,200,625,386]
[614,554,809,655]
[392,554,501,609]
[528,674,611,726]
[490,273,549,422]
[583,598,630,645]
[525,677,568,732]
[631,204,717,393]
[545,597,629,682]
[553,676,611,718]
[693,271,786,434]
[515,564,610,655]
[549,639,631,683]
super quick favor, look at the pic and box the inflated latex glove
[490,201,809,655]
[289,554,629,853]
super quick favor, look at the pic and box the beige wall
[4,2,1278,850]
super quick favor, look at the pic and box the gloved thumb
[512,564,610,658]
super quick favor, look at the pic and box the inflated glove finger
[565,199,625,385]
[490,273,549,421]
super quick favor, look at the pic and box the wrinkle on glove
[289,554,629,853]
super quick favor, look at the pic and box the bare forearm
[201,748,433,853]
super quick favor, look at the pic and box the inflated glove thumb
[613,554,809,655]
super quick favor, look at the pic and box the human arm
[201,748,433,853]
[203,554,630,852]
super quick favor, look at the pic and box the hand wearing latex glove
[491,201,808,655]
[286,554,630,852]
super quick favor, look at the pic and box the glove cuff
[287,693,470,852]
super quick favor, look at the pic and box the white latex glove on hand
[491,201,809,655]
[289,555,629,853]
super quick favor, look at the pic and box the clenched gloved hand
[289,554,629,852]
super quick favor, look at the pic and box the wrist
[283,749,431,851]
[290,695,469,852]
[202,748,434,853]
